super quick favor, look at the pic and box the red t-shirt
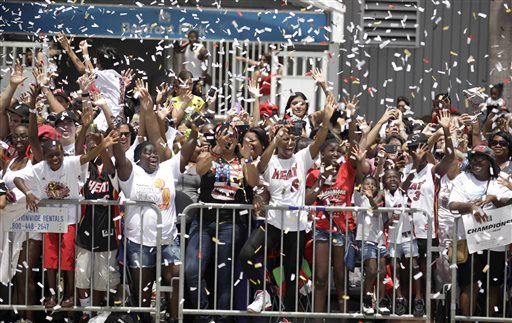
[306,160,356,233]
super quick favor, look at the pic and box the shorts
[75,246,121,292]
[126,237,180,268]
[360,241,388,261]
[417,238,439,259]
[44,224,76,271]
[458,250,506,287]
[389,239,419,259]
[314,229,345,247]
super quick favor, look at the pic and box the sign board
[0,2,328,43]
[462,205,512,254]
[2,203,68,233]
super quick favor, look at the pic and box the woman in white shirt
[449,145,512,318]
[113,83,197,321]
[240,96,335,314]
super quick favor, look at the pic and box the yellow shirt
[170,95,205,114]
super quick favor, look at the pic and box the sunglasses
[490,140,508,147]
[120,131,131,137]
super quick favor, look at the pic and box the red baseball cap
[259,102,278,117]
[38,124,62,141]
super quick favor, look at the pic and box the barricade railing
[449,208,512,322]
[179,203,434,322]
[0,199,165,322]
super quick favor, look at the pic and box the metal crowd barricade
[179,203,434,322]
[0,199,165,322]
[449,213,511,322]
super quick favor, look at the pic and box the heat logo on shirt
[154,178,170,210]
[88,180,110,195]
[271,164,298,180]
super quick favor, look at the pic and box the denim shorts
[314,229,346,247]
[361,241,388,261]
[126,237,180,268]
[388,239,419,259]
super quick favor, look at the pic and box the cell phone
[235,124,249,134]
[190,112,206,127]
[384,144,398,154]
[207,86,217,99]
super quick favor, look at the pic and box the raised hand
[103,130,119,148]
[90,92,108,108]
[77,73,95,92]
[351,144,367,163]
[57,32,71,51]
[343,95,360,113]
[411,143,429,165]
[438,109,451,129]
[323,94,337,123]
[81,104,95,127]
[311,68,326,85]
[33,67,50,88]
[247,79,261,98]
[356,118,372,135]
[79,40,89,54]
[121,68,135,88]
[10,60,27,86]
[155,82,171,105]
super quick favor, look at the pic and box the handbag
[447,239,468,264]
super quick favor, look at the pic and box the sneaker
[279,319,290,323]
[78,313,90,323]
[362,295,374,315]
[247,290,272,313]
[377,297,391,315]
[395,298,407,316]
[413,298,425,317]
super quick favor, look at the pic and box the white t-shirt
[438,175,455,245]
[94,69,124,132]
[353,191,385,244]
[183,43,208,81]
[263,148,314,231]
[119,154,181,246]
[385,189,413,243]
[406,163,436,239]
[448,172,512,252]
[16,156,86,224]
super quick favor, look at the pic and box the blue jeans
[185,219,242,317]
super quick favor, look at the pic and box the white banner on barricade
[462,205,512,254]
[1,202,68,233]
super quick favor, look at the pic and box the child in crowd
[383,168,422,316]
[353,175,389,315]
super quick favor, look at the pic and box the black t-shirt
[198,156,253,222]
[76,162,118,252]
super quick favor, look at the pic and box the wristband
[81,92,90,97]
[29,108,38,114]
[25,190,32,195]
[244,158,253,164]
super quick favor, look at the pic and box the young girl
[383,168,421,316]
[13,133,117,309]
[306,138,358,315]
[353,175,389,315]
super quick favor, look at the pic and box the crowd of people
[0,29,512,323]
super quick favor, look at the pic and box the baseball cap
[53,88,71,103]
[53,110,80,125]
[407,132,428,147]
[467,144,500,177]
[38,124,62,141]
[259,102,278,117]
[7,104,30,124]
